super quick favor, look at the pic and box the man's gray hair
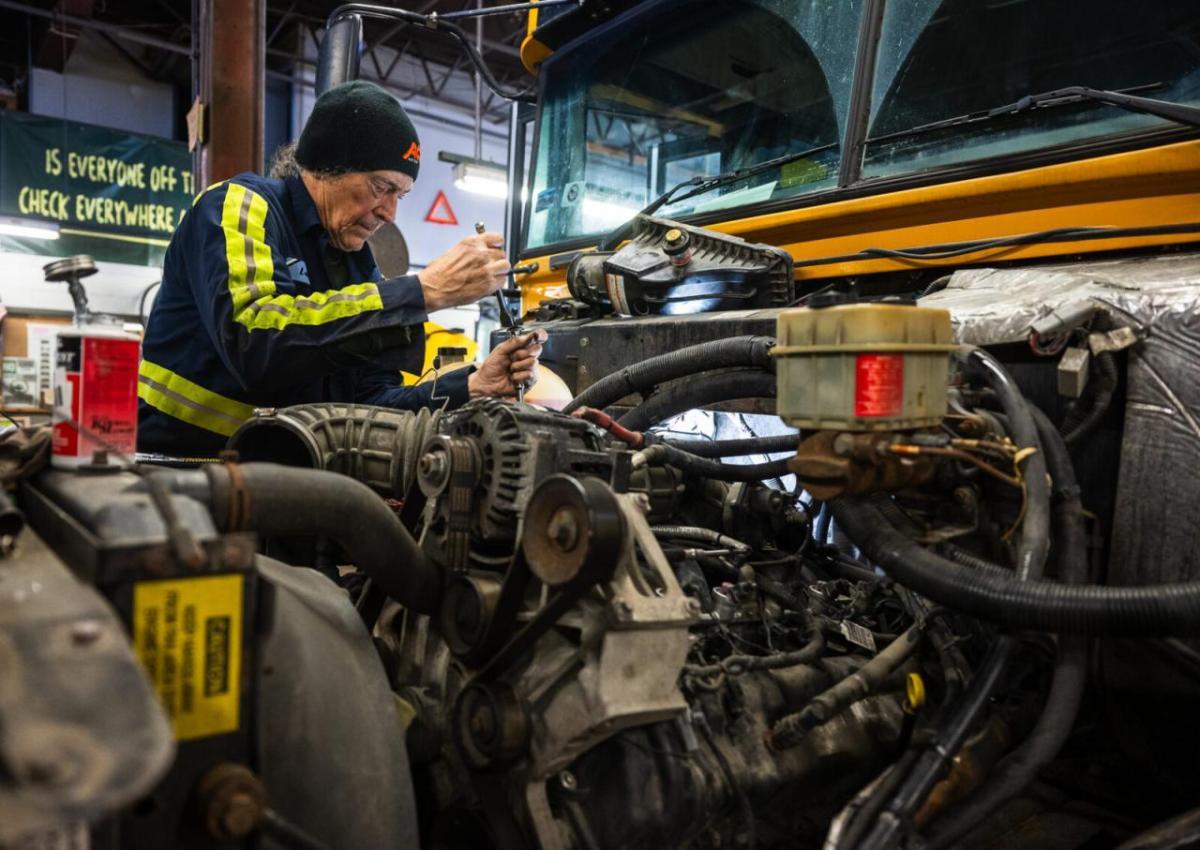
[268,142,302,179]
[269,142,354,180]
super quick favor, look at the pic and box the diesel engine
[7,254,1200,850]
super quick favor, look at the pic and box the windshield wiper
[596,141,838,251]
[867,83,1200,147]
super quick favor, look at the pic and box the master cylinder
[774,302,957,499]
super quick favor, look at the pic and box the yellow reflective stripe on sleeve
[222,183,274,315]
[137,359,254,436]
[193,180,227,207]
[220,183,384,331]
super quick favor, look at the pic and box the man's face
[321,169,414,252]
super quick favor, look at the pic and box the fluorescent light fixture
[0,215,60,241]
[452,160,509,199]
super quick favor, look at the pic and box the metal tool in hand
[475,221,531,402]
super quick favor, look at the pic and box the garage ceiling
[0,0,532,119]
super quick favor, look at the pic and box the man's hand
[418,232,509,311]
[468,330,547,399]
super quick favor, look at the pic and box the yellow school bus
[509,0,1200,324]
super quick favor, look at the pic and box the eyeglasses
[367,175,408,202]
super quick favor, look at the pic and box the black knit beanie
[295,81,421,179]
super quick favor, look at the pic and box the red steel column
[195,0,264,186]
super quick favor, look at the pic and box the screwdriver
[476,221,529,402]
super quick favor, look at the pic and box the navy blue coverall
[137,172,470,458]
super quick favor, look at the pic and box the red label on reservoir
[854,354,904,418]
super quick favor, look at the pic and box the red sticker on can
[81,336,140,455]
[854,354,904,418]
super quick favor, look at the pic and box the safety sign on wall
[425,190,458,225]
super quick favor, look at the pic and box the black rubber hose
[824,558,883,584]
[964,347,1050,580]
[825,344,1200,635]
[857,637,1017,850]
[649,525,750,552]
[635,443,792,482]
[871,494,924,539]
[155,463,441,615]
[924,408,1089,848]
[657,432,799,458]
[771,624,924,749]
[943,544,1009,574]
[226,403,440,500]
[833,494,1200,636]
[564,336,775,415]
[0,489,24,537]
[618,369,777,432]
[841,348,1053,849]
[1063,351,1118,446]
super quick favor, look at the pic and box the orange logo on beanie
[404,142,421,163]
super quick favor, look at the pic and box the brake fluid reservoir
[774,303,956,431]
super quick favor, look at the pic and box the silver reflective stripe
[293,290,378,310]
[243,289,379,316]
[247,301,291,317]
[239,188,262,301]
[137,374,246,430]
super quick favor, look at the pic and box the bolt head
[219,792,261,837]
[831,432,856,456]
[469,704,496,741]
[558,770,577,790]
[419,451,448,484]
[546,507,580,551]
[70,620,102,646]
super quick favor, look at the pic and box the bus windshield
[525,0,864,251]
[524,0,1200,253]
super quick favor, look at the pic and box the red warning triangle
[425,190,458,225]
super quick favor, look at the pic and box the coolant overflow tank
[774,303,957,431]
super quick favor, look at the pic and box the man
[138,80,543,458]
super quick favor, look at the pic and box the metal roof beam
[0,0,192,56]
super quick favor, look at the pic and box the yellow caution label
[133,575,243,741]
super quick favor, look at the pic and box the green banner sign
[0,111,193,266]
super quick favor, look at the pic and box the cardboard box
[2,314,72,359]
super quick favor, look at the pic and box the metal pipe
[323,5,534,101]
[474,0,483,161]
[769,624,924,749]
[503,99,524,262]
[264,67,509,138]
[438,0,575,20]
[268,36,512,122]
